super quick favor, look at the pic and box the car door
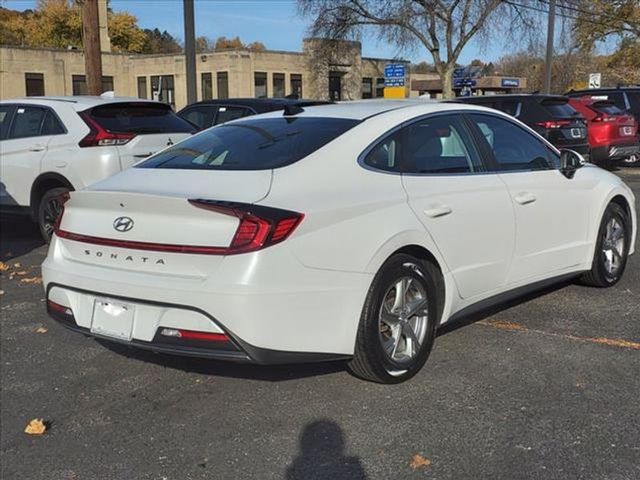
[467,113,593,284]
[400,113,515,299]
[0,104,59,207]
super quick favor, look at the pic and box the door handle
[424,204,453,218]
[514,192,537,205]
[29,145,45,152]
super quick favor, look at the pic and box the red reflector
[47,299,73,316]
[535,120,571,129]
[178,330,228,342]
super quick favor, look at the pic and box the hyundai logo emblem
[113,216,134,232]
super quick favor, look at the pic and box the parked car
[43,100,636,384]
[0,95,195,241]
[568,97,639,167]
[177,98,331,130]
[454,94,590,159]
[567,87,640,165]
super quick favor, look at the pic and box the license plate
[571,128,584,138]
[90,298,134,340]
[621,126,633,136]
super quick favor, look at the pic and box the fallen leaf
[0,262,9,272]
[410,454,431,470]
[15,270,28,276]
[20,277,43,285]
[0,290,4,295]
[24,418,47,435]
[13,262,21,268]
[35,327,48,334]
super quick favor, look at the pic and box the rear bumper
[591,142,640,163]
[42,235,371,361]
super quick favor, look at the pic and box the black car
[454,94,589,157]
[178,98,331,130]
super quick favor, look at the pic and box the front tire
[581,202,630,287]
[37,187,68,243]
[348,254,440,384]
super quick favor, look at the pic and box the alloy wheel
[602,217,625,277]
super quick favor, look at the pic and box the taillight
[78,111,136,147]
[189,199,304,254]
[535,120,571,129]
[52,191,71,233]
[592,115,616,123]
[160,328,228,342]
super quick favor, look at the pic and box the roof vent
[283,104,304,116]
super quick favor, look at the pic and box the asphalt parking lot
[1,170,639,480]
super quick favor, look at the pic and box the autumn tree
[298,0,536,98]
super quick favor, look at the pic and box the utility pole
[543,0,556,94]
[82,0,103,95]
[183,0,197,105]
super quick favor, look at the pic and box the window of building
[375,78,385,97]
[329,72,343,101]
[254,72,268,98]
[273,73,285,98]
[362,77,373,99]
[72,75,114,95]
[25,73,44,96]
[290,74,302,99]
[137,76,147,99]
[201,72,213,100]
[217,72,229,99]
[150,75,176,108]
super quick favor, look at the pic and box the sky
[5,0,521,64]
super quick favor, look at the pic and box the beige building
[0,39,410,111]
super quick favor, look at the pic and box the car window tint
[592,103,624,115]
[0,105,14,140]
[214,106,251,125]
[180,106,214,130]
[138,117,358,170]
[404,115,483,174]
[626,92,640,112]
[502,100,520,117]
[541,101,578,117]
[470,114,554,172]
[41,110,65,135]
[363,133,401,171]
[608,92,627,110]
[88,102,194,134]
[9,106,46,139]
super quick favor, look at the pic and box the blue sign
[453,67,466,79]
[384,78,405,87]
[501,78,520,87]
[454,79,476,88]
[384,64,405,78]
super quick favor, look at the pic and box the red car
[568,97,639,166]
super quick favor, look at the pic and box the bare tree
[298,0,536,98]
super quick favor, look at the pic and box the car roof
[246,99,502,121]
[567,87,640,95]
[180,97,332,112]
[456,94,568,101]
[0,95,162,111]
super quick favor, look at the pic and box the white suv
[0,96,194,240]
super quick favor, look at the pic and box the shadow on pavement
[285,420,368,480]
[97,340,349,382]
[0,216,44,261]
[437,279,575,336]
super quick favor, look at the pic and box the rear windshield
[86,102,194,134]
[592,102,624,115]
[540,99,578,117]
[137,117,359,170]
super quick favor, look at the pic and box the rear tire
[37,187,68,243]
[580,202,630,287]
[348,254,440,384]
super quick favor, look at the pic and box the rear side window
[179,105,215,130]
[0,105,15,140]
[626,92,640,112]
[540,99,578,117]
[214,106,252,125]
[9,106,47,139]
[41,110,66,135]
[137,117,358,170]
[592,103,624,116]
[86,102,194,134]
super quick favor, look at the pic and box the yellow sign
[383,86,406,99]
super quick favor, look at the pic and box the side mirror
[559,149,586,179]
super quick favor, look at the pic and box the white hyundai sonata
[42,100,637,383]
